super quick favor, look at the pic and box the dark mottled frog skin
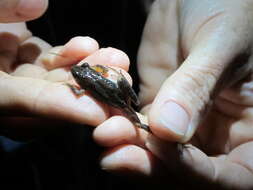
[70,62,150,132]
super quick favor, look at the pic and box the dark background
[28,0,147,92]
[0,1,227,189]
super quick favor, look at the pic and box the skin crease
[2,0,253,189]
[0,32,132,138]
[93,0,253,189]
[0,1,132,138]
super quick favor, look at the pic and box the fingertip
[93,116,147,147]
[105,47,130,70]
[84,47,130,71]
[100,145,153,176]
[39,36,99,69]
[93,116,133,146]
[63,36,99,59]
[16,0,48,21]
[149,101,190,143]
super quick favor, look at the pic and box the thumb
[149,32,252,143]
[0,0,48,23]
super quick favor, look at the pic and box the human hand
[0,29,131,139]
[0,0,132,140]
[0,0,48,22]
[93,0,253,189]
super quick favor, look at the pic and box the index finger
[37,36,99,70]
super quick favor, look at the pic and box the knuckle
[171,65,220,113]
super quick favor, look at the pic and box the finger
[11,63,47,78]
[44,50,132,83]
[0,33,19,72]
[100,144,166,178]
[0,24,35,72]
[0,23,32,42]
[226,142,253,188]
[0,0,48,22]
[146,137,253,189]
[43,48,131,83]
[38,36,99,70]
[13,46,131,83]
[0,71,109,126]
[137,0,181,105]
[148,15,253,142]
[17,36,52,64]
[93,115,149,148]
[83,47,130,71]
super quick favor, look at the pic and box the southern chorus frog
[69,62,150,132]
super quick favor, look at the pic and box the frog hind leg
[117,75,140,106]
[122,106,151,132]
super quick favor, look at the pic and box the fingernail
[159,101,190,136]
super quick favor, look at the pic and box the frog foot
[65,83,85,96]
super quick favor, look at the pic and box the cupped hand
[0,23,130,139]
[93,0,253,189]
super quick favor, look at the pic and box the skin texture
[0,0,48,22]
[0,30,131,139]
[93,0,253,189]
[0,1,131,139]
[2,0,253,189]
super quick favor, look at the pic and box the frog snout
[71,66,81,78]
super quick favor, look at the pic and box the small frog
[69,62,150,132]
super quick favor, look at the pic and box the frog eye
[80,62,89,68]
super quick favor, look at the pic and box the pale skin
[92,0,253,189]
[0,0,131,139]
[1,33,132,139]
[2,0,253,189]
